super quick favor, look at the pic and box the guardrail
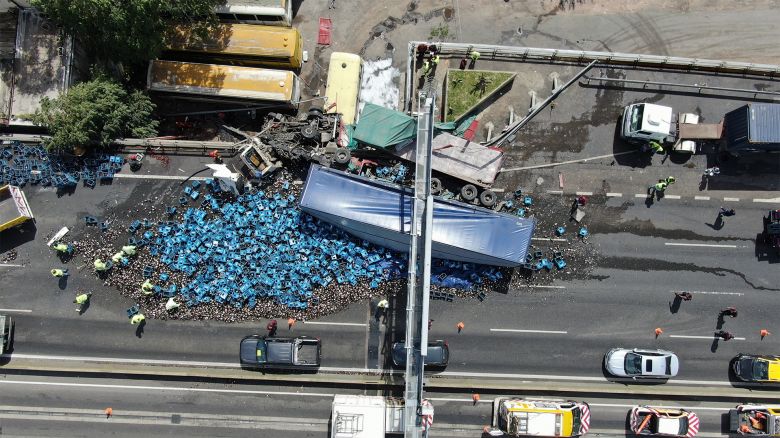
[1,134,240,156]
[404,42,780,112]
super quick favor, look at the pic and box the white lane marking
[665,242,738,248]
[531,237,567,242]
[527,285,566,289]
[695,196,711,201]
[723,197,740,202]
[575,191,593,196]
[606,192,622,197]
[546,190,563,195]
[670,335,746,341]
[3,353,240,368]
[0,264,23,267]
[754,197,780,203]
[0,308,32,313]
[501,150,636,172]
[437,371,735,386]
[303,321,367,327]
[0,379,336,397]
[664,194,681,199]
[635,193,648,198]
[670,290,744,296]
[113,174,209,181]
[490,329,568,334]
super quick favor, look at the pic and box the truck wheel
[301,125,318,139]
[479,190,497,207]
[430,178,442,195]
[333,148,351,165]
[460,184,478,201]
[308,107,324,119]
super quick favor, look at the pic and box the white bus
[215,0,293,27]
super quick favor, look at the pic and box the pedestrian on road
[421,59,431,76]
[52,242,73,255]
[130,313,145,325]
[428,319,434,330]
[51,268,69,277]
[469,50,480,62]
[576,195,589,206]
[721,307,738,318]
[715,330,735,341]
[674,291,693,301]
[111,251,124,263]
[266,319,278,336]
[73,292,91,312]
[719,207,735,217]
[105,407,113,418]
[648,141,664,154]
[459,58,468,70]
[121,245,137,256]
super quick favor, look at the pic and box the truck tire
[460,184,478,201]
[308,107,324,119]
[479,189,497,207]
[430,178,442,195]
[333,148,351,165]
[301,125,317,139]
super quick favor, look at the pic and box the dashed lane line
[664,194,681,199]
[490,329,568,334]
[671,290,745,296]
[113,174,209,181]
[606,192,622,197]
[664,242,738,248]
[670,335,746,341]
[531,237,567,242]
[575,191,593,196]
[527,285,566,289]
[303,321,367,327]
[635,193,648,198]
[0,308,31,313]
[695,196,711,200]
[754,197,780,203]
[723,197,740,202]
[0,264,23,267]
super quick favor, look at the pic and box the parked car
[391,340,449,367]
[733,354,780,383]
[630,406,699,437]
[239,335,321,369]
[604,348,679,378]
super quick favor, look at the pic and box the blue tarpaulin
[299,165,535,267]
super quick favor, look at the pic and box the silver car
[604,348,679,378]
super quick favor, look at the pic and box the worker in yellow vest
[73,292,92,312]
[130,313,145,325]
[141,279,154,295]
[94,259,109,272]
[121,245,137,256]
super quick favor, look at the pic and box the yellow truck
[491,398,591,437]
[0,185,34,232]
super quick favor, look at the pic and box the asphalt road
[0,375,752,437]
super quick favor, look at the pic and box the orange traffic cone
[288,318,296,329]
[456,321,465,333]
[654,328,663,338]
[105,407,113,418]
[472,393,480,405]
[761,329,770,339]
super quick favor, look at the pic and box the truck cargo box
[725,103,780,153]
[299,165,535,267]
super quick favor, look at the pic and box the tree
[28,76,158,152]
[31,0,221,64]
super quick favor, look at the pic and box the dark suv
[391,340,449,367]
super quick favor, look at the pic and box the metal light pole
[403,91,435,438]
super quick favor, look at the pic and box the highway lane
[0,375,752,437]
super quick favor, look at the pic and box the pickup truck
[239,335,321,369]
[0,314,14,354]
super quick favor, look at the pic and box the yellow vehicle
[0,185,34,232]
[324,52,362,125]
[730,405,780,435]
[734,354,780,383]
[491,398,591,437]
[215,0,293,27]
[147,60,300,108]
[165,24,303,69]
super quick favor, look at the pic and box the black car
[733,353,780,383]
[239,335,321,369]
[391,340,449,367]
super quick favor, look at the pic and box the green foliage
[31,0,221,64]
[28,76,158,152]
[445,71,514,122]
[429,23,450,40]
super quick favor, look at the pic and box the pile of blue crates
[137,180,502,310]
[0,141,124,188]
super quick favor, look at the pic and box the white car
[604,348,679,378]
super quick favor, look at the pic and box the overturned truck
[299,165,535,267]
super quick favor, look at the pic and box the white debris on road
[359,58,400,112]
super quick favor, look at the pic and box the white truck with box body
[330,395,433,437]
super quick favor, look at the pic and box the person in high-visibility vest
[121,245,137,256]
[469,50,480,62]
[422,60,431,76]
[111,251,124,263]
[51,268,69,277]
[666,176,676,185]
[94,259,108,272]
[165,297,180,312]
[648,141,664,154]
[73,292,92,312]
[52,243,72,254]
[141,279,154,295]
[130,313,145,325]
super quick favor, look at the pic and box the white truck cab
[621,103,673,143]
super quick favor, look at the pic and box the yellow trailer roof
[325,52,362,124]
[148,60,297,102]
[167,24,300,60]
